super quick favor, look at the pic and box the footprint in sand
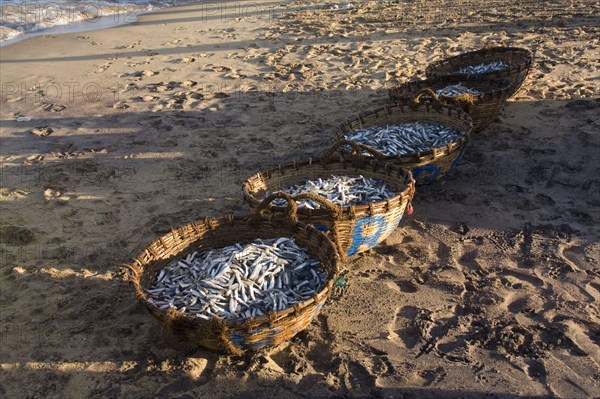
[113,101,129,109]
[0,225,34,245]
[41,103,65,112]
[30,126,54,137]
[394,280,419,293]
[115,41,141,49]
[147,81,180,92]
[126,58,155,68]
[212,65,231,72]
[142,95,159,102]
[161,90,204,109]
[129,95,159,103]
[43,188,62,201]
[88,61,112,75]
[163,39,183,46]
[0,188,31,201]
[125,70,159,80]
[224,69,246,79]
[181,80,197,88]
[163,99,184,110]
[120,82,139,93]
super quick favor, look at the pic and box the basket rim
[127,215,340,329]
[388,76,513,104]
[425,46,533,77]
[332,103,472,161]
[242,156,416,217]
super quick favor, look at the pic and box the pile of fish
[435,84,481,97]
[457,60,509,74]
[270,175,397,209]
[343,122,463,156]
[145,238,326,320]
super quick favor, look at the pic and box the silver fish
[145,238,326,321]
[343,121,463,157]
[457,60,509,74]
[435,84,480,97]
[269,175,397,209]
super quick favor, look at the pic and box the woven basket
[389,77,512,133]
[243,142,416,257]
[425,46,533,98]
[128,210,340,355]
[333,101,472,185]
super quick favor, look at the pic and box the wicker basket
[333,101,472,185]
[128,210,340,355]
[243,142,416,257]
[389,77,512,133]
[425,46,533,98]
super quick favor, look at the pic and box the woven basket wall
[388,76,512,132]
[333,102,473,185]
[243,154,415,257]
[128,215,340,355]
[425,46,533,98]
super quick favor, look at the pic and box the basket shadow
[1,85,599,398]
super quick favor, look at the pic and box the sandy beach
[1,0,599,398]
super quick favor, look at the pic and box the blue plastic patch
[231,332,245,347]
[448,150,465,172]
[251,340,267,349]
[346,215,387,256]
[411,163,441,184]
[314,223,328,232]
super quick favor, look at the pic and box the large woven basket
[425,46,533,98]
[333,102,472,185]
[128,211,340,355]
[243,143,416,257]
[389,77,512,132]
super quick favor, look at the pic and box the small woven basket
[333,100,472,185]
[128,210,340,355]
[425,46,533,98]
[243,142,416,257]
[388,77,512,132]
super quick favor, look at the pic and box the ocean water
[0,0,195,43]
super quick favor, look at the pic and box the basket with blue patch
[128,209,340,355]
[333,99,473,185]
[243,142,416,257]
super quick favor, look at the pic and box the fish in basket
[388,76,512,132]
[243,142,416,257]
[128,205,340,355]
[425,46,533,98]
[333,98,473,185]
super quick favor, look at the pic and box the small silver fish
[145,238,326,322]
[343,121,463,157]
[458,60,509,74]
[269,175,397,209]
[435,84,480,97]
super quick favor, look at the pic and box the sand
[1,0,599,398]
